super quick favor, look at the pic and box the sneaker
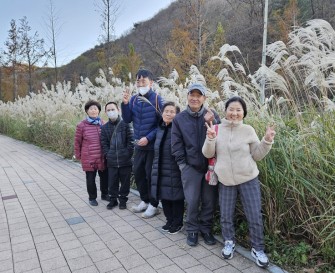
[161,222,172,232]
[187,232,198,246]
[201,232,216,245]
[251,248,269,268]
[168,225,183,235]
[101,194,110,201]
[89,199,98,206]
[119,201,127,210]
[107,200,118,210]
[132,201,149,213]
[141,204,159,218]
[221,240,235,259]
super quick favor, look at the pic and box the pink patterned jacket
[74,119,106,171]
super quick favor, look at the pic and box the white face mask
[107,111,118,120]
[138,85,150,95]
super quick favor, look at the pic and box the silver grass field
[0,19,334,271]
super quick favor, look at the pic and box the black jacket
[171,106,221,173]
[101,116,134,168]
[151,120,184,201]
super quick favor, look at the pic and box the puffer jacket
[121,89,164,150]
[100,116,134,168]
[151,120,184,201]
[74,119,105,171]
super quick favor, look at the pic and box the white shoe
[141,204,159,218]
[131,201,148,213]
[251,248,269,268]
[221,240,235,260]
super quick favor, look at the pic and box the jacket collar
[159,118,172,129]
[221,118,243,127]
[186,105,205,117]
[109,116,121,125]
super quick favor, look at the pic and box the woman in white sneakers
[202,96,276,268]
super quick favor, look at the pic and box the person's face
[162,105,177,124]
[105,103,118,114]
[136,76,152,88]
[87,105,100,118]
[225,101,244,122]
[187,90,206,112]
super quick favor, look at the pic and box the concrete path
[0,134,280,273]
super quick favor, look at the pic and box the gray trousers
[181,165,218,233]
[219,177,265,251]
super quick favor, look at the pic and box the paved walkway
[0,134,283,273]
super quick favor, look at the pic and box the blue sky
[0,0,174,66]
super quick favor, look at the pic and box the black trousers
[161,199,185,227]
[133,149,158,207]
[108,166,132,202]
[85,170,108,200]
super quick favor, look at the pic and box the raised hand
[264,124,276,142]
[123,87,131,104]
[205,120,216,139]
[204,108,214,123]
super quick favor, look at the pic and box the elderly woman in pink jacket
[74,100,109,206]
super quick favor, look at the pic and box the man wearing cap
[122,68,164,218]
[171,83,220,246]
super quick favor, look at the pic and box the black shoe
[168,225,183,235]
[201,232,216,245]
[187,232,198,246]
[119,201,127,210]
[101,194,110,201]
[107,200,118,210]
[161,221,172,232]
[89,199,98,206]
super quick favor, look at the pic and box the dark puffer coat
[100,116,134,168]
[151,120,184,201]
[74,119,106,171]
[121,89,164,150]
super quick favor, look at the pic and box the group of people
[74,68,276,268]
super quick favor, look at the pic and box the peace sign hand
[123,87,131,104]
[264,124,276,142]
[205,121,216,139]
[204,108,215,123]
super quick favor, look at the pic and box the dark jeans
[85,170,108,200]
[133,148,158,207]
[161,199,184,227]
[108,166,132,202]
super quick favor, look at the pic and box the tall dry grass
[0,19,334,271]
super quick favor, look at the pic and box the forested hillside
[1,0,335,101]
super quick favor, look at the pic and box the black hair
[136,69,154,80]
[162,101,180,114]
[105,101,119,111]
[84,100,101,113]
[225,96,247,118]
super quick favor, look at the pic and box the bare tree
[3,19,21,100]
[45,0,61,84]
[178,0,209,70]
[19,16,49,94]
[95,0,121,73]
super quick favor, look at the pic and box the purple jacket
[74,119,106,171]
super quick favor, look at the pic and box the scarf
[86,116,102,127]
